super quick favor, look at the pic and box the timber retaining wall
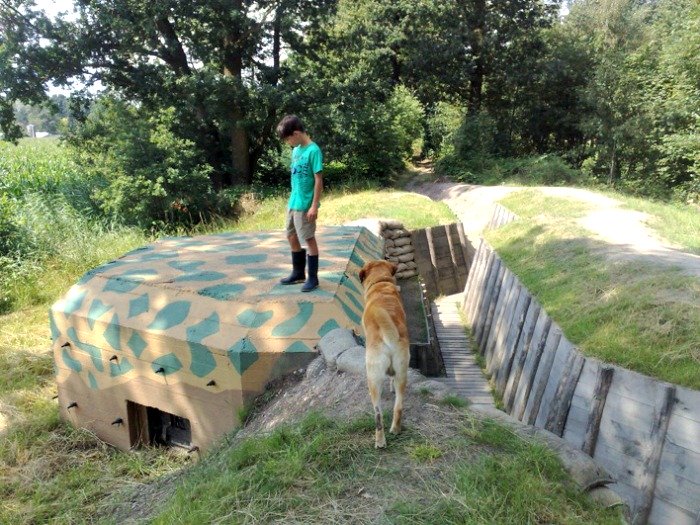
[462,211,700,525]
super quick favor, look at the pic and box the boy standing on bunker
[277,115,323,292]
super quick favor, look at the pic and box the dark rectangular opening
[127,401,191,449]
[399,276,445,377]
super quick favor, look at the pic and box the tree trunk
[468,0,486,115]
[272,5,282,86]
[607,142,617,186]
[223,0,252,186]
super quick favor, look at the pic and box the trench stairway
[431,294,495,408]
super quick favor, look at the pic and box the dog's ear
[390,262,398,275]
[359,268,366,283]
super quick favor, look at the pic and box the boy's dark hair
[277,115,305,139]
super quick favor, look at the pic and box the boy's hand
[306,206,318,222]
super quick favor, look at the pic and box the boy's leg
[288,232,303,252]
[299,214,319,292]
[280,210,306,285]
[305,237,318,256]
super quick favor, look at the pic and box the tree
[0,1,78,140]
[0,0,334,186]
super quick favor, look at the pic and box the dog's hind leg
[366,356,387,448]
[389,366,407,435]
[368,377,386,448]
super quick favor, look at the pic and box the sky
[35,0,74,20]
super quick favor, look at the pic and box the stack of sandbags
[380,219,418,280]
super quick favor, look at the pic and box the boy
[276,115,323,292]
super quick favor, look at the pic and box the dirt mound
[104,360,454,523]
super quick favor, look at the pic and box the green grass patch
[149,412,619,524]
[440,395,468,408]
[408,443,443,462]
[487,189,700,389]
[227,189,456,232]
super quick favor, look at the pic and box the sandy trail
[408,178,700,278]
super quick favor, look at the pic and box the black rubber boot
[302,254,319,292]
[280,249,306,285]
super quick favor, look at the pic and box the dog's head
[359,259,398,289]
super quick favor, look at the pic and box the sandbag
[393,237,412,247]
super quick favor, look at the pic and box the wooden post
[424,227,440,297]
[525,329,562,425]
[504,301,541,414]
[544,351,585,436]
[462,238,483,312]
[486,278,518,376]
[456,222,472,273]
[476,261,504,353]
[581,366,614,456]
[482,269,511,365]
[514,317,552,421]
[466,239,490,322]
[438,225,459,295]
[449,224,469,291]
[633,385,677,525]
[495,293,532,395]
[468,245,493,326]
[473,256,500,349]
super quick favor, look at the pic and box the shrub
[67,97,216,231]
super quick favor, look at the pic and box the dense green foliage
[3,0,697,205]
[431,0,699,202]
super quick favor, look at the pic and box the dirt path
[407,171,700,278]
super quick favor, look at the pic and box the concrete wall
[462,217,700,525]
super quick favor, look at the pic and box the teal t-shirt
[288,142,323,211]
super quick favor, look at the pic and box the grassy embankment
[148,410,620,524]
[486,189,700,389]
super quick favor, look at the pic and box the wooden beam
[581,366,614,456]
[544,351,585,436]
[633,385,677,525]
[504,301,541,413]
[462,237,484,312]
[477,261,505,353]
[525,329,562,426]
[495,292,532,395]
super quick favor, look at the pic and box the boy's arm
[306,172,323,221]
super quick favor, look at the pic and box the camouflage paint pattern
[51,226,383,451]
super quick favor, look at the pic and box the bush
[326,86,423,181]
[67,97,216,231]
[506,155,584,186]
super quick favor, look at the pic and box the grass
[224,188,456,232]
[486,189,700,389]
[147,412,620,524]
[607,191,700,254]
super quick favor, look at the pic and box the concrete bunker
[50,226,383,451]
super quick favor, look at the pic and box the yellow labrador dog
[359,260,410,448]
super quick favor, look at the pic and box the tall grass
[0,140,143,312]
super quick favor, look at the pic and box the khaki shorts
[286,209,316,241]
